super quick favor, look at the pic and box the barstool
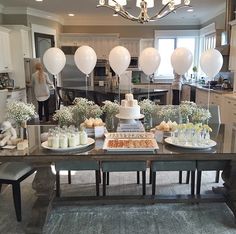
[55,160,100,197]
[101,161,147,196]
[151,160,196,196]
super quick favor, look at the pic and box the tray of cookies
[104,132,154,139]
[103,138,159,152]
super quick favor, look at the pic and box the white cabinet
[119,38,140,57]
[181,84,191,101]
[223,95,236,123]
[7,89,26,103]
[195,88,209,105]
[0,27,12,72]
[140,38,154,53]
[229,21,236,71]
[4,25,32,88]
[60,33,119,59]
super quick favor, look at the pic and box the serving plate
[164,137,217,149]
[116,114,144,120]
[41,138,95,151]
[103,138,159,152]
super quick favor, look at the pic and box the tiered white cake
[116,93,143,119]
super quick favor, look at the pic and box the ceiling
[0,0,226,26]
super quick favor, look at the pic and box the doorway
[34,32,57,114]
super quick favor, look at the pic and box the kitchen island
[60,86,168,105]
[0,122,236,233]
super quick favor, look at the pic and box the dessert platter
[103,131,158,152]
[41,137,95,152]
[116,93,144,120]
[164,137,217,149]
[151,120,178,137]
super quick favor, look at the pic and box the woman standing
[171,71,182,105]
[32,62,53,122]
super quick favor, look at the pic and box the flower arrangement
[101,100,119,117]
[179,101,197,122]
[139,99,157,116]
[72,98,102,126]
[53,106,74,127]
[157,105,177,121]
[191,107,211,124]
[6,101,36,126]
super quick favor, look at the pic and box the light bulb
[108,0,127,6]
[99,0,105,5]
[136,0,154,8]
[184,0,191,5]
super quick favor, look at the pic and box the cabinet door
[0,31,12,72]
[229,25,236,71]
[21,30,31,58]
[181,85,191,101]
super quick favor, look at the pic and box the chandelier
[97,0,191,24]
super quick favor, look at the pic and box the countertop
[224,93,236,100]
[182,83,234,95]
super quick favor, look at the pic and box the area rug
[43,203,236,234]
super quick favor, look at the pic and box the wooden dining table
[0,122,235,233]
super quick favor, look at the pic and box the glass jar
[80,129,88,145]
[59,132,68,148]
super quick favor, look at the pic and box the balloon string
[148,75,150,99]
[118,75,120,104]
[85,74,89,98]
[207,81,210,125]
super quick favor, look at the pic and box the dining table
[0,122,235,233]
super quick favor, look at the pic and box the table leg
[222,161,236,222]
[26,165,55,234]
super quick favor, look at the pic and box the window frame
[154,30,200,80]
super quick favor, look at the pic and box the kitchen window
[154,30,199,79]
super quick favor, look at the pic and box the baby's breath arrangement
[139,99,157,116]
[102,100,119,117]
[53,106,74,127]
[157,105,177,121]
[7,101,36,126]
[72,98,102,126]
[191,107,211,124]
[179,101,197,122]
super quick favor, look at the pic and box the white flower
[139,99,157,116]
[7,101,36,125]
[53,106,74,127]
[191,107,211,123]
[157,105,177,120]
[102,100,119,116]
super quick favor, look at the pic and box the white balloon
[139,48,161,75]
[43,47,66,75]
[109,46,131,76]
[74,46,97,75]
[200,49,223,78]
[171,47,193,75]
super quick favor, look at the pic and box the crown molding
[200,3,225,25]
[3,7,64,25]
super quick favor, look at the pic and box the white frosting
[125,93,134,101]
[119,106,141,118]
[118,93,141,118]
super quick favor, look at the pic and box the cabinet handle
[228,101,231,104]
[4,66,8,69]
